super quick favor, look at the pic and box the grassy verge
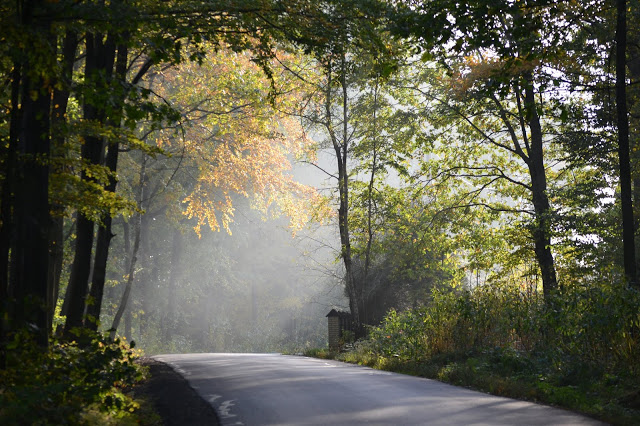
[305,344,640,424]
[304,283,640,425]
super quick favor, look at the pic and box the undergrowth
[309,281,640,425]
[0,329,147,425]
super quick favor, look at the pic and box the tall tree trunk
[85,142,118,331]
[628,27,640,271]
[10,1,55,347]
[49,30,79,329]
[86,42,128,331]
[616,0,637,287]
[523,78,558,299]
[13,73,52,347]
[361,75,381,325]
[64,32,116,333]
[56,215,77,331]
[0,65,22,354]
[325,55,363,334]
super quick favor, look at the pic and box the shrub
[0,330,145,425]
[358,280,640,420]
[368,281,639,377]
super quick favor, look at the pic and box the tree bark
[628,27,640,273]
[1,65,21,323]
[616,0,637,287]
[64,32,116,333]
[0,63,21,366]
[361,75,381,325]
[13,73,52,347]
[85,142,118,331]
[524,80,558,299]
[10,0,55,346]
[86,42,128,331]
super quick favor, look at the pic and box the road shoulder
[134,357,221,426]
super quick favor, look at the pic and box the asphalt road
[153,353,604,426]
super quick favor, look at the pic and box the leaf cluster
[0,329,144,425]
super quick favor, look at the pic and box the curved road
[153,353,604,426]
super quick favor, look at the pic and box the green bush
[0,330,145,425]
[368,282,639,375]
[343,280,640,423]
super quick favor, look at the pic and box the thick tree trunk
[1,65,21,323]
[361,77,381,326]
[86,42,128,331]
[0,63,21,366]
[7,0,57,348]
[65,217,95,332]
[327,56,364,335]
[13,79,52,347]
[48,218,64,321]
[524,80,558,299]
[616,0,637,287]
[64,32,116,333]
[12,48,54,348]
[56,215,78,331]
[628,35,640,273]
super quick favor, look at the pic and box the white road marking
[218,399,237,418]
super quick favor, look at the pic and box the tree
[2,0,58,347]
[0,0,364,350]
[103,45,324,338]
[390,0,603,299]
[615,0,637,286]
[298,36,421,330]
[64,15,120,334]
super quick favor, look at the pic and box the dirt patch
[134,357,221,426]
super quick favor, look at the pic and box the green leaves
[0,330,144,424]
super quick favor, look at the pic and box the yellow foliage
[152,46,328,236]
[449,53,540,99]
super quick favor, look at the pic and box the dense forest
[1,0,639,423]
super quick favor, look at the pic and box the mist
[95,171,344,355]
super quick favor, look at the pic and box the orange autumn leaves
[152,47,327,235]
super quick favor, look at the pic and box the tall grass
[339,280,640,423]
